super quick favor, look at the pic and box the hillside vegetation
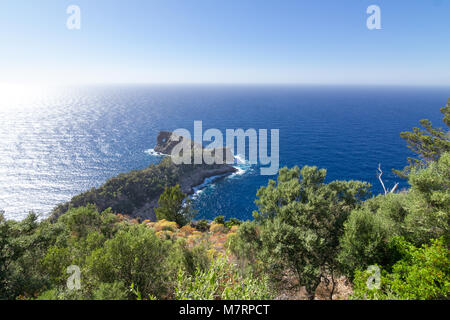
[51,157,234,221]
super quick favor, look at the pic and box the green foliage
[339,152,450,276]
[192,219,210,232]
[224,218,241,229]
[92,281,128,300]
[58,204,119,238]
[213,216,225,225]
[228,221,261,266]
[155,184,193,226]
[86,224,172,299]
[168,238,211,276]
[213,216,241,230]
[403,152,450,245]
[248,166,370,299]
[338,195,402,275]
[2,204,212,300]
[394,98,450,177]
[443,98,450,126]
[175,256,273,300]
[0,212,60,299]
[352,237,449,300]
[37,288,88,300]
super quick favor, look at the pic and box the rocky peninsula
[51,131,237,221]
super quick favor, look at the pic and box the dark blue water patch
[0,84,448,220]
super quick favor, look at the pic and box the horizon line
[2,82,450,88]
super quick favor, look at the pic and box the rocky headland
[51,131,237,221]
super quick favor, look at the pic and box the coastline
[49,131,240,222]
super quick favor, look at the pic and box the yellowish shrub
[153,219,178,233]
[156,230,174,240]
[180,225,195,236]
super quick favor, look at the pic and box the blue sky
[0,0,449,85]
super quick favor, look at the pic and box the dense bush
[0,212,59,299]
[339,153,450,276]
[403,152,450,245]
[86,224,174,299]
[352,237,449,300]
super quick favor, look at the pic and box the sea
[0,84,448,221]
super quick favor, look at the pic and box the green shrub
[213,216,225,225]
[224,218,241,229]
[338,200,399,276]
[227,221,262,273]
[193,219,210,232]
[403,152,450,245]
[92,282,128,300]
[352,237,449,300]
[252,166,370,299]
[86,224,173,299]
[168,238,211,276]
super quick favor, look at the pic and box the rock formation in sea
[154,131,235,163]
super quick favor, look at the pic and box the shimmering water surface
[0,85,448,220]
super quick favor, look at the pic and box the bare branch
[390,183,399,194]
[377,164,399,195]
[377,164,387,195]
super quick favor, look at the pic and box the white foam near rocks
[230,154,253,177]
[145,148,166,156]
[145,149,253,200]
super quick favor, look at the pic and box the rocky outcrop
[154,131,235,163]
[154,130,237,196]
[154,131,201,155]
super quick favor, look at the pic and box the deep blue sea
[0,85,448,221]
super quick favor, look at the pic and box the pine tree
[154,185,193,226]
[394,98,450,177]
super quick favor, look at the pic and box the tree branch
[377,164,399,195]
[377,164,387,195]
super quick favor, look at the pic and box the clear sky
[0,0,449,85]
